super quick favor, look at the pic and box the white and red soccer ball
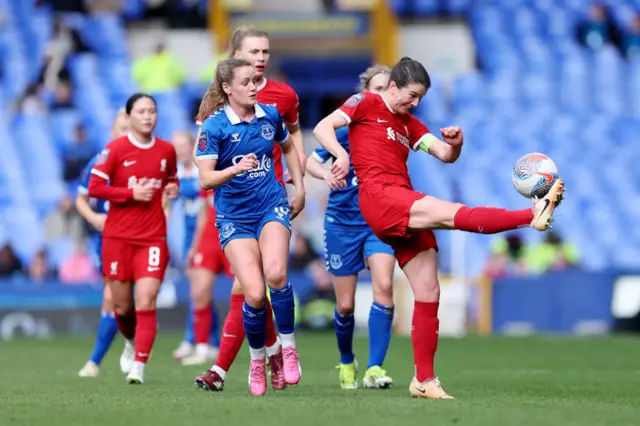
[512,153,560,199]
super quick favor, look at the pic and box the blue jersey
[78,154,109,265]
[196,103,289,223]
[176,163,202,250]
[311,127,367,229]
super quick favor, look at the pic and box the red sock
[453,206,534,234]
[194,305,212,345]
[411,301,439,382]
[114,310,136,340]
[214,295,246,372]
[265,298,278,347]
[134,309,157,364]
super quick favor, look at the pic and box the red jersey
[257,79,299,183]
[337,92,430,190]
[88,134,178,243]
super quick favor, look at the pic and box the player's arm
[196,123,257,189]
[88,146,154,202]
[281,137,304,196]
[416,127,464,164]
[287,123,306,173]
[306,148,347,190]
[313,112,350,161]
[76,156,107,231]
[284,87,306,173]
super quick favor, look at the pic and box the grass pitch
[1,332,639,426]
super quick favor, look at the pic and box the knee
[190,280,212,308]
[413,277,440,303]
[113,300,133,316]
[244,284,266,308]
[135,286,159,310]
[264,263,287,288]
[231,278,243,296]
[373,280,394,306]
[336,297,355,316]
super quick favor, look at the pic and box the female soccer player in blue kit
[195,58,305,396]
[77,108,134,377]
[306,66,396,390]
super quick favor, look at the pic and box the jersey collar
[223,104,266,125]
[127,132,156,149]
[256,78,267,92]
[379,93,396,114]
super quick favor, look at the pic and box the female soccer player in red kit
[88,93,179,384]
[194,26,305,392]
[314,57,565,399]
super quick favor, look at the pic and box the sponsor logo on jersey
[127,176,163,189]
[261,124,275,141]
[96,149,110,166]
[232,154,272,179]
[386,126,410,149]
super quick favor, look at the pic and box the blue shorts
[217,201,292,250]
[323,226,394,276]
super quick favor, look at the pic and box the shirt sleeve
[311,146,332,164]
[337,92,367,124]
[78,155,98,194]
[167,146,179,184]
[283,85,300,125]
[196,120,220,160]
[407,114,432,151]
[91,144,117,181]
[274,110,290,145]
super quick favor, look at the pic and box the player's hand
[231,153,259,175]
[90,213,107,232]
[331,155,350,181]
[133,180,154,202]
[185,247,196,265]
[165,183,179,199]
[441,126,464,146]
[289,191,306,220]
[325,171,347,190]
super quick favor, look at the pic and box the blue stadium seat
[411,0,439,15]
[49,110,82,153]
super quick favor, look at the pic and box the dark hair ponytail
[125,93,157,115]
[390,57,431,90]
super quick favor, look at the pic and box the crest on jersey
[330,254,343,270]
[261,124,275,141]
[221,223,235,239]
[96,149,110,166]
[344,93,364,107]
[160,159,166,172]
[231,133,240,143]
[198,131,208,152]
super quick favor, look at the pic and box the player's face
[111,114,129,139]
[128,97,157,136]
[234,36,270,80]
[172,133,193,164]
[227,65,257,108]
[367,73,389,94]
[389,82,427,114]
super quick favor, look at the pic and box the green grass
[1,332,640,426]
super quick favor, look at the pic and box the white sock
[125,339,135,349]
[266,337,281,357]
[249,346,266,361]
[212,365,227,380]
[195,343,209,357]
[131,361,145,371]
[280,333,295,349]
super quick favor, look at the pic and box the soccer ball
[511,153,559,199]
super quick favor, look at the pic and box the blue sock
[367,302,394,368]
[242,302,267,349]
[209,304,220,348]
[269,282,296,334]
[334,309,355,365]
[89,311,118,365]
[183,303,195,344]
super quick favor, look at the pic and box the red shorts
[360,184,438,268]
[101,238,169,282]
[190,220,234,277]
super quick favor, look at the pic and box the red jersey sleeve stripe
[336,109,351,124]
[91,169,109,180]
